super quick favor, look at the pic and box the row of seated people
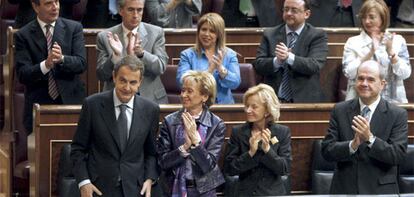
[61,62,412,197]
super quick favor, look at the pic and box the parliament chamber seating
[1,25,413,196]
[399,144,414,193]
[310,139,335,194]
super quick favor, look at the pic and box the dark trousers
[329,6,355,27]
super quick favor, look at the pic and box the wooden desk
[29,104,414,196]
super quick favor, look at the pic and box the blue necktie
[361,106,371,121]
[279,32,297,101]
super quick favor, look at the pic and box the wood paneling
[29,104,414,196]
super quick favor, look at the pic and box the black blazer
[71,90,159,196]
[224,122,292,196]
[253,23,328,102]
[321,98,408,194]
[14,17,86,133]
[221,0,282,27]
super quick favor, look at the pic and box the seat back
[311,139,335,194]
[233,63,257,103]
[399,144,414,193]
[57,144,80,197]
[160,65,181,104]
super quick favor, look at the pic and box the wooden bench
[29,103,414,196]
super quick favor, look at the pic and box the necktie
[279,32,298,101]
[239,0,253,15]
[341,0,352,8]
[109,0,118,15]
[117,104,128,152]
[361,106,371,121]
[127,32,134,54]
[45,24,59,100]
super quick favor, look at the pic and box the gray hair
[358,60,386,80]
[118,0,145,9]
[114,55,144,78]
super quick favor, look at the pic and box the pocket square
[270,136,279,145]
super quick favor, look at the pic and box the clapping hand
[260,129,271,153]
[107,32,123,56]
[132,33,144,57]
[275,42,289,63]
[248,131,262,157]
[182,112,201,145]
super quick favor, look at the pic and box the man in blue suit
[14,0,86,134]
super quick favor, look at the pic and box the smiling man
[321,60,408,194]
[14,0,86,134]
[96,0,169,104]
[71,55,160,197]
[253,0,328,103]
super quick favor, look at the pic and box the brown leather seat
[233,63,257,103]
[160,65,181,104]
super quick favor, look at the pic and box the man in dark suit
[82,0,122,28]
[71,55,159,197]
[221,0,283,27]
[14,0,86,134]
[253,0,328,103]
[321,60,408,194]
[307,0,363,27]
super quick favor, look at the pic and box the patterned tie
[361,106,371,122]
[127,32,134,54]
[341,0,352,8]
[45,24,59,100]
[279,32,298,102]
[117,104,128,152]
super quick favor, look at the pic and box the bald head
[357,60,385,80]
[355,60,386,105]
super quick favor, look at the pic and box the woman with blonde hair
[343,0,411,103]
[158,71,225,196]
[176,12,241,104]
[224,83,291,196]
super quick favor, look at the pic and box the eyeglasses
[282,7,305,14]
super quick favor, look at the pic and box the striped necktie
[45,24,59,100]
[279,32,298,102]
[361,106,371,122]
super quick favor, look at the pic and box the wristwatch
[366,134,375,144]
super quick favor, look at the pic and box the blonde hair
[181,71,217,107]
[359,0,390,33]
[195,13,226,56]
[243,84,281,122]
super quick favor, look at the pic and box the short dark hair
[303,0,310,10]
[31,0,41,5]
[114,55,144,78]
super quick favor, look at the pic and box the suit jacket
[14,18,86,133]
[145,0,201,28]
[224,122,291,196]
[8,0,80,28]
[307,0,362,27]
[157,109,226,194]
[221,0,282,27]
[71,90,159,196]
[96,23,169,104]
[321,98,408,194]
[253,23,328,102]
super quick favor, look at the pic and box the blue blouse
[176,47,241,104]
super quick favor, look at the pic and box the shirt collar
[285,23,305,36]
[37,17,56,29]
[121,23,139,38]
[113,89,134,109]
[359,96,381,114]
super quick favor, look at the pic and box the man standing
[14,0,86,134]
[253,0,328,103]
[96,0,169,104]
[307,0,363,27]
[71,55,159,197]
[321,60,408,194]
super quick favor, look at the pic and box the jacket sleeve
[217,49,241,90]
[189,119,226,174]
[144,104,161,181]
[96,31,116,82]
[259,126,291,176]
[140,27,168,76]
